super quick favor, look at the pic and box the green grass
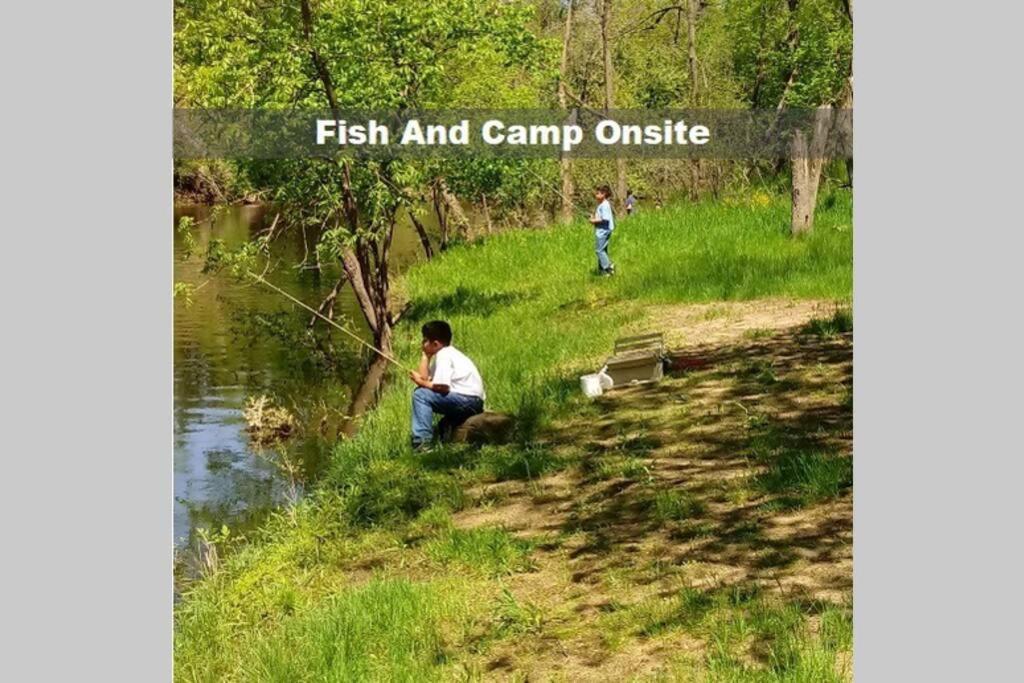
[174,192,852,680]
[650,488,707,524]
[618,586,853,683]
[801,308,853,338]
[425,526,535,576]
[475,444,564,481]
[756,451,853,506]
[243,578,472,683]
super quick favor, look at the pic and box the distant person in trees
[589,184,616,276]
[625,189,637,216]
[408,320,486,450]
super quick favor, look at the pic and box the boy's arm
[410,374,451,395]
[410,353,451,394]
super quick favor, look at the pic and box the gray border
[855,1,1021,680]
[1,1,171,680]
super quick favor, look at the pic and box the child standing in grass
[408,320,486,450]
[589,184,616,276]
[625,189,637,216]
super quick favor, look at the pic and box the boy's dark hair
[596,184,612,198]
[422,320,453,345]
[627,188,634,195]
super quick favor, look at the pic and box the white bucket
[580,373,603,398]
[580,367,614,398]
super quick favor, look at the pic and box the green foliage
[173,281,197,307]
[176,216,198,258]
[176,0,553,231]
[726,0,852,108]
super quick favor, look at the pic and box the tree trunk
[687,0,701,200]
[837,72,853,187]
[341,354,390,437]
[408,210,434,260]
[687,0,699,102]
[438,178,471,241]
[432,182,449,250]
[481,193,493,234]
[790,107,833,235]
[600,0,627,209]
[557,1,576,223]
[338,247,380,333]
[790,130,814,234]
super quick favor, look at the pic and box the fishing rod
[520,164,594,217]
[246,271,418,374]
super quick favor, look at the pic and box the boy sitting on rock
[408,320,486,450]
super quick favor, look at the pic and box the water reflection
[173,205,425,549]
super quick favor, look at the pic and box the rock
[444,411,516,446]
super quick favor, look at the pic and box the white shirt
[430,345,486,400]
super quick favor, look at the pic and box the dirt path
[451,299,853,681]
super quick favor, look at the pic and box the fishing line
[520,163,593,216]
[246,271,417,374]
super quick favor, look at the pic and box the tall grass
[624,586,853,682]
[244,578,471,682]
[425,526,535,576]
[174,192,853,680]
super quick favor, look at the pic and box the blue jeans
[595,227,613,272]
[411,388,484,445]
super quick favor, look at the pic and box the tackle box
[603,332,666,387]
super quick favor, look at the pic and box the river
[173,205,427,551]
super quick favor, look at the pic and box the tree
[175,0,544,429]
[599,0,628,208]
[558,0,577,223]
[777,0,852,233]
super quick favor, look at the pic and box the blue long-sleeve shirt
[595,199,614,231]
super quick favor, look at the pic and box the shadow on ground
[548,326,852,595]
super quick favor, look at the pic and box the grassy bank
[175,191,853,681]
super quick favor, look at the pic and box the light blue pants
[411,387,484,445]
[595,227,613,272]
